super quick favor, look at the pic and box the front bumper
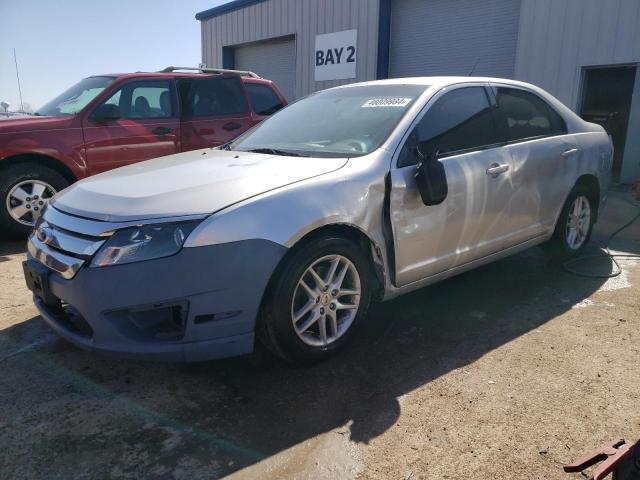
[28,239,287,362]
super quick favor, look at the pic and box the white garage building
[197,0,640,183]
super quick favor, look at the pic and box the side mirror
[92,104,121,122]
[414,149,448,205]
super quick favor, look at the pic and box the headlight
[90,222,199,267]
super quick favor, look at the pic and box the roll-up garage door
[389,0,521,78]
[234,36,296,101]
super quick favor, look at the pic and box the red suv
[0,67,287,237]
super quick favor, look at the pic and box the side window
[246,83,284,116]
[494,87,567,142]
[97,81,173,119]
[398,86,498,167]
[129,83,173,118]
[184,77,249,117]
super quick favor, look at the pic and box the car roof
[89,72,272,83]
[337,76,539,90]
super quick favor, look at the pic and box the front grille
[36,221,105,259]
[38,298,94,339]
[55,304,94,338]
[104,302,189,342]
[29,214,107,279]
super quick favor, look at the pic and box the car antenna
[468,57,480,76]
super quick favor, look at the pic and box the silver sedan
[24,77,612,363]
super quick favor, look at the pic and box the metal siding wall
[515,0,640,108]
[200,0,380,99]
[388,0,522,78]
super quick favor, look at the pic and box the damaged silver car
[24,77,613,363]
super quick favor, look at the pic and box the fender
[185,154,394,289]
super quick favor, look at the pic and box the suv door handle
[152,126,172,136]
[222,122,242,131]
[561,148,579,158]
[486,163,509,177]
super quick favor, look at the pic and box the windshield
[230,84,428,157]
[36,76,115,117]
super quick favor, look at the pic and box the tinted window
[97,80,173,119]
[184,77,248,117]
[494,87,567,142]
[247,83,284,116]
[398,87,498,167]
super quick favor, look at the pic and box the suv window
[98,80,174,119]
[182,76,249,117]
[398,86,498,167]
[494,87,567,142]
[246,83,284,116]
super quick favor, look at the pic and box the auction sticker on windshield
[362,98,412,108]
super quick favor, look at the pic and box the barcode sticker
[361,97,412,108]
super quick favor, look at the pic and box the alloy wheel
[291,254,361,347]
[565,195,591,250]
[6,180,56,226]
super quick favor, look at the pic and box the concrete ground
[1,193,639,480]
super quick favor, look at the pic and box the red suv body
[0,68,287,237]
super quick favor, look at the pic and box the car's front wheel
[0,163,69,239]
[543,186,596,261]
[259,235,373,363]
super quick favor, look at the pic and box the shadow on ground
[0,240,26,262]
[1,194,638,478]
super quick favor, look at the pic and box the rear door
[490,85,572,245]
[390,85,516,286]
[84,79,180,175]
[178,75,253,151]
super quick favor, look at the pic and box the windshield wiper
[243,148,306,157]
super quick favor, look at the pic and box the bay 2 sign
[315,29,357,81]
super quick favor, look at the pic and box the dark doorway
[579,65,637,179]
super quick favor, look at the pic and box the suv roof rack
[160,66,261,78]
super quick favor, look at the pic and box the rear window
[181,76,249,117]
[494,87,567,142]
[247,83,284,116]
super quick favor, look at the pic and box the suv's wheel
[0,163,69,239]
[543,186,595,261]
[259,235,373,363]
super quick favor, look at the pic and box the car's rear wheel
[259,235,372,363]
[543,186,595,261]
[0,163,68,239]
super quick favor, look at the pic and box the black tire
[542,186,596,262]
[258,235,373,363]
[0,163,69,239]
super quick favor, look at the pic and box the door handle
[561,148,579,158]
[486,163,509,177]
[222,122,242,131]
[152,126,172,135]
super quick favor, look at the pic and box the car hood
[0,115,73,134]
[52,149,349,222]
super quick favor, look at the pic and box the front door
[84,80,180,175]
[390,85,515,286]
[178,75,254,151]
